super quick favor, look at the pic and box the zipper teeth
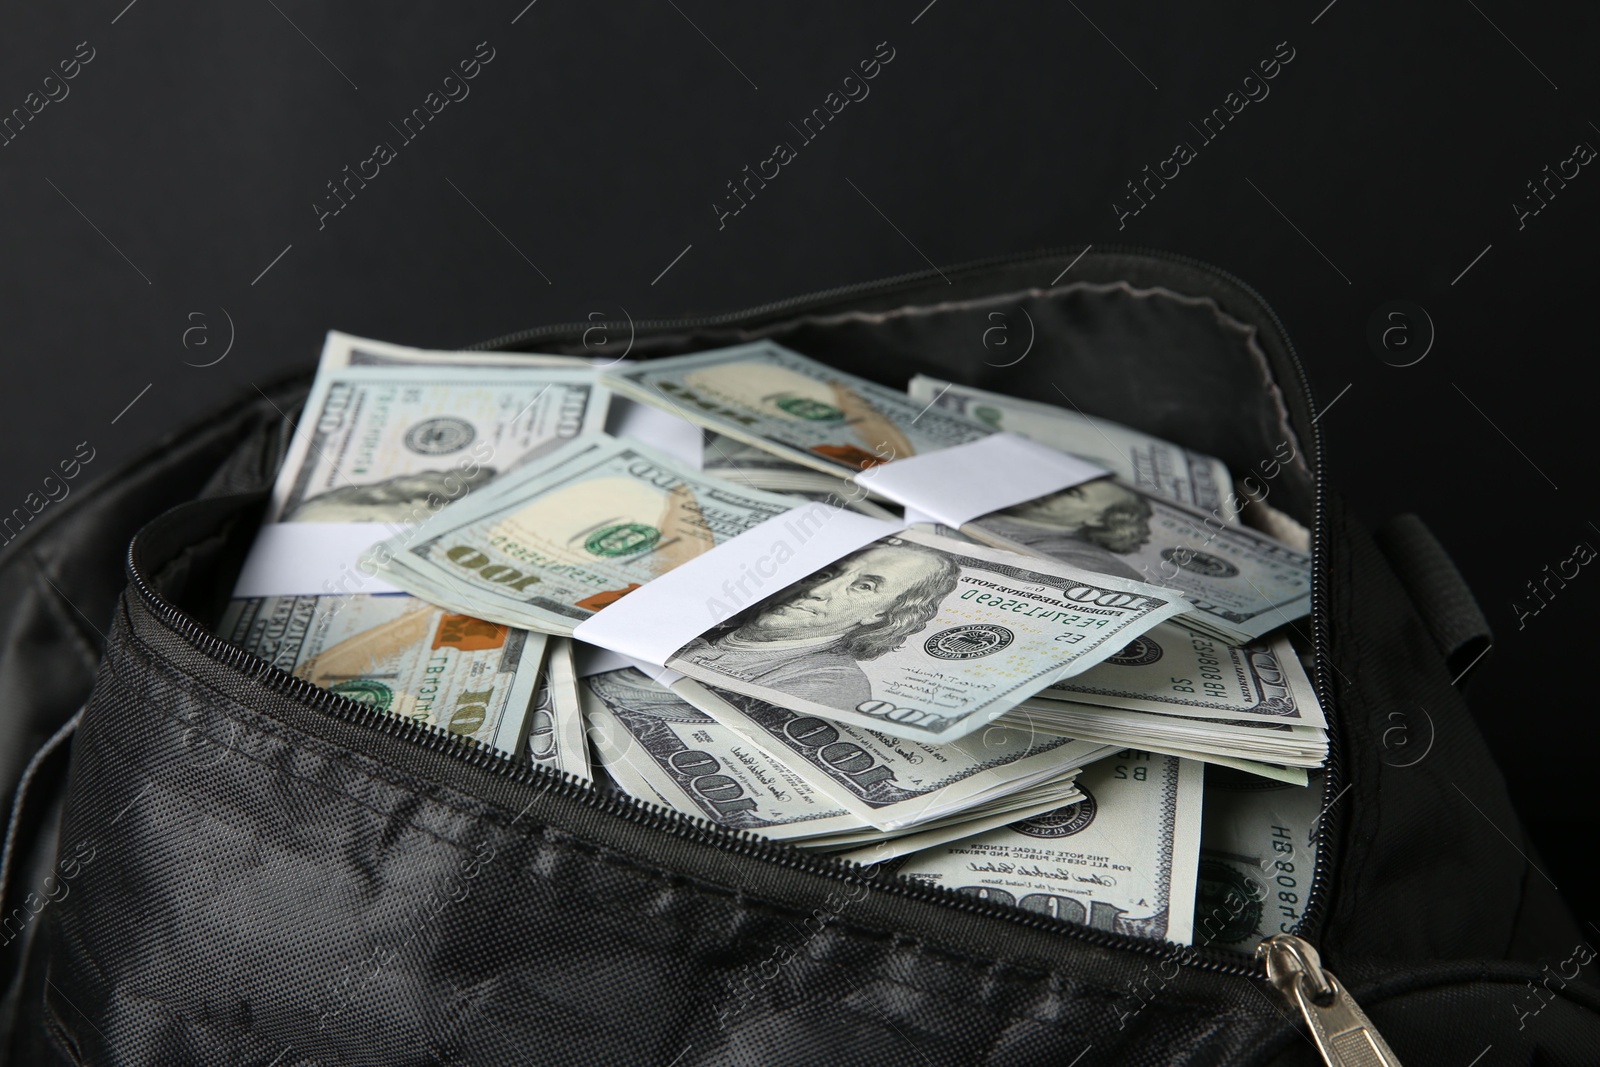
[471,241,1341,940]
[137,243,1331,981]
[1176,256,1339,939]
[1116,248,1341,940]
[126,537,749,828]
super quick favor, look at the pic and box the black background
[2,2,1595,923]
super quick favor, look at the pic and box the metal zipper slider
[1257,933,1404,1067]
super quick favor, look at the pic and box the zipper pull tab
[1257,933,1405,1067]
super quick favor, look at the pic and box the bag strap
[1372,514,1492,686]
[0,707,81,915]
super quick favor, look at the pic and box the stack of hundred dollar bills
[218,331,1328,947]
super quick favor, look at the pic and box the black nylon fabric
[0,374,304,809]
[0,373,302,809]
[0,376,306,1052]
[24,578,1600,1066]
[1315,492,1555,965]
[4,248,1598,1063]
[27,593,1287,1065]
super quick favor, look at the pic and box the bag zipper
[123,244,1336,987]
[1259,933,1406,1066]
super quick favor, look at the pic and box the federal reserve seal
[1014,789,1097,838]
[1161,548,1240,578]
[1194,859,1264,945]
[404,416,476,455]
[328,679,394,710]
[584,523,662,557]
[924,624,1015,660]
[1107,635,1163,666]
[972,405,1005,430]
[773,395,844,421]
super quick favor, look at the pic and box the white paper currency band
[855,432,1107,528]
[231,523,402,597]
[574,504,899,667]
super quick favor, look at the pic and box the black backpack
[4,248,1597,1065]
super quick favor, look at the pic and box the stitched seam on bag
[106,616,1248,1022]
[753,279,1312,486]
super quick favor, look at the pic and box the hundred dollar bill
[908,376,1234,517]
[527,638,591,778]
[317,330,594,370]
[1037,623,1324,727]
[578,669,1088,855]
[826,783,1086,862]
[678,683,1112,830]
[1193,767,1324,952]
[603,341,993,476]
[365,435,799,636]
[268,365,607,524]
[897,752,1204,943]
[1006,703,1327,767]
[317,332,704,468]
[966,482,1310,643]
[217,593,543,755]
[580,668,865,840]
[668,526,1189,743]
